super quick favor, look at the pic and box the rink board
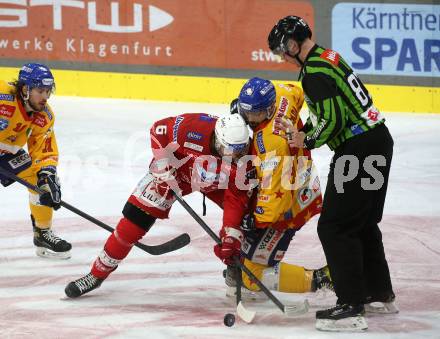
[1,66,438,114]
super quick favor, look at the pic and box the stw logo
[0,2,174,33]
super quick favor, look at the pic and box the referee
[268,15,398,332]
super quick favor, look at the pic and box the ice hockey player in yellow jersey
[217,77,332,296]
[0,63,71,259]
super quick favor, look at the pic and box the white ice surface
[1,96,439,338]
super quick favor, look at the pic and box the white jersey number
[155,125,167,135]
[347,73,368,106]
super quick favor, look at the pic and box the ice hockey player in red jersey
[65,113,253,297]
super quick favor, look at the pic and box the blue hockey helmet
[18,63,55,90]
[238,77,276,119]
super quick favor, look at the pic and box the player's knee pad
[277,262,311,293]
[122,201,156,232]
[101,218,146,262]
[113,217,148,247]
[241,259,311,293]
[242,259,267,291]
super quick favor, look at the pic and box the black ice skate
[33,225,72,259]
[316,304,368,332]
[65,273,103,298]
[365,291,399,314]
[311,265,334,292]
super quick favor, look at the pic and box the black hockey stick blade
[136,233,191,255]
[0,167,191,255]
[59,198,190,255]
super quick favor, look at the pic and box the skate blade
[284,299,309,317]
[316,316,368,332]
[226,286,267,302]
[365,301,399,314]
[36,247,71,260]
[59,295,74,301]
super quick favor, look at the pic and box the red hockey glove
[214,227,243,265]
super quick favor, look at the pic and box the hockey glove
[273,117,305,148]
[0,149,32,187]
[214,227,243,266]
[37,166,61,210]
[230,98,239,115]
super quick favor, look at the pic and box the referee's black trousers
[317,123,394,305]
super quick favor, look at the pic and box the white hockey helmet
[214,114,250,159]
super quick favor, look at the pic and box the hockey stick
[236,264,242,306]
[172,191,309,321]
[0,167,190,256]
[234,263,258,323]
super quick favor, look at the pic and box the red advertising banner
[0,0,313,71]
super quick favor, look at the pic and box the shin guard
[91,217,147,279]
[242,259,312,293]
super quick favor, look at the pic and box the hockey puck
[223,313,235,327]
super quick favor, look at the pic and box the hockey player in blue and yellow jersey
[215,77,332,297]
[0,63,71,259]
